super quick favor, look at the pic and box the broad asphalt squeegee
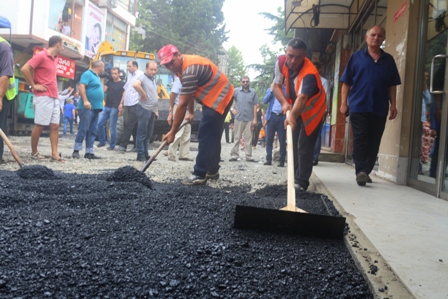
[234,112,346,239]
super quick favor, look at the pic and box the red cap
[158,45,179,65]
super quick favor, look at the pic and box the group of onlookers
[0,25,401,190]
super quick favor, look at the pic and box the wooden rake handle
[140,122,188,173]
[0,128,24,168]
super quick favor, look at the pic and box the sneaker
[356,172,368,186]
[84,153,101,159]
[106,146,114,151]
[264,160,272,165]
[97,143,106,148]
[182,174,207,185]
[206,171,220,180]
[136,155,146,162]
[129,147,138,153]
[72,151,80,159]
[168,156,176,162]
[277,161,285,167]
[229,157,240,162]
[115,146,126,152]
[294,183,307,192]
[179,157,194,161]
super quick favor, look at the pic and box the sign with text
[33,47,76,79]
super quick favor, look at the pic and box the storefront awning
[285,0,354,32]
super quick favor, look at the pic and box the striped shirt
[180,64,213,95]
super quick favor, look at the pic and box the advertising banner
[34,47,76,79]
[84,1,105,58]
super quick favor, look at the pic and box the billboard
[84,1,105,58]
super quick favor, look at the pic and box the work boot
[72,151,80,159]
[264,160,272,165]
[182,174,207,185]
[277,161,285,167]
[136,155,146,162]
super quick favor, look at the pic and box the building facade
[284,0,448,199]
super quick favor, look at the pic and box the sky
[222,0,284,77]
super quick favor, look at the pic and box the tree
[130,0,228,64]
[226,45,247,88]
[249,7,293,100]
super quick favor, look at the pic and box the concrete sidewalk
[310,162,448,299]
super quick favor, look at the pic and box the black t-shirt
[105,80,125,108]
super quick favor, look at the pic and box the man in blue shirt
[340,25,401,186]
[72,60,105,159]
[263,83,286,167]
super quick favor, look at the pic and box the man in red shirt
[21,36,65,162]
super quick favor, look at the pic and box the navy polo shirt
[340,48,401,116]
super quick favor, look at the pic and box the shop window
[105,14,127,50]
[48,0,84,41]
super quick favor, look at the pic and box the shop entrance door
[409,0,448,199]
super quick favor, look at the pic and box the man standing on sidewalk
[71,60,105,159]
[133,61,159,162]
[229,76,259,162]
[21,35,64,162]
[158,44,234,185]
[166,76,193,162]
[115,60,143,152]
[0,36,17,164]
[272,38,327,192]
[97,67,125,150]
[340,25,401,186]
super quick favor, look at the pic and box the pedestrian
[21,35,65,162]
[97,67,125,150]
[340,25,401,186]
[158,44,234,185]
[252,106,265,149]
[0,36,17,164]
[71,60,105,160]
[62,99,75,134]
[272,38,327,191]
[229,76,259,162]
[313,63,331,166]
[133,61,159,162]
[70,90,81,124]
[263,83,286,167]
[222,110,231,144]
[166,76,193,162]
[58,86,74,114]
[115,60,143,152]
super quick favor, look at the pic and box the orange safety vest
[280,56,326,136]
[176,55,234,115]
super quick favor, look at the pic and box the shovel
[233,112,346,239]
[140,122,188,173]
[0,128,24,168]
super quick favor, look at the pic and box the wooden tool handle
[285,111,296,211]
[0,128,24,168]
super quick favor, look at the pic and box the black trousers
[223,122,230,143]
[292,115,322,190]
[349,112,387,175]
[119,104,138,148]
[0,97,13,159]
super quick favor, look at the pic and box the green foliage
[248,7,293,101]
[226,45,247,88]
[130,0,228,63]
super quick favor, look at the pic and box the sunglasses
[242,80,249,83]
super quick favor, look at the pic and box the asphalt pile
[0,169,372,298]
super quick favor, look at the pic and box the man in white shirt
[115,60,143,152]
[166,76,193,162]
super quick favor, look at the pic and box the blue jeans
[74,109,100,154]
[97,106,119,148]
[63,116,74,134]
[194,100,232,177]
[136,105,156,158]
[265,113,286,163]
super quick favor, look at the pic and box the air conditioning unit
[108,0,117,8]
[97,0,108,8]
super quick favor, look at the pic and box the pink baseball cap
[158,44,179,65]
